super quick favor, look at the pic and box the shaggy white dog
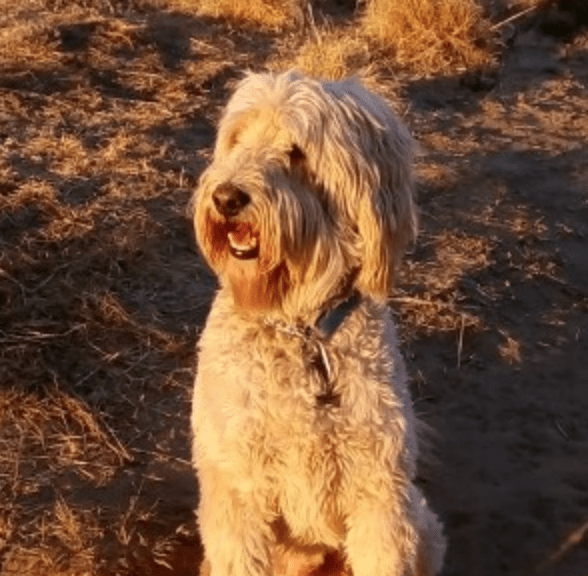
[191,71,445,576]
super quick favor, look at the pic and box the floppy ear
[343,85,418,299]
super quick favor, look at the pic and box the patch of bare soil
[0,2,587,576]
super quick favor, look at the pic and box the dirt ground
[0,1,587,576]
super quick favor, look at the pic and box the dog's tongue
[227,223,259,258]
[228,223,255,248]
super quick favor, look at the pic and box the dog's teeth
[227,231,259,259]
[228,231,258,251]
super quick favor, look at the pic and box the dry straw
[363,0,495,74]
[184,0,305,29]
[278,25,372,81]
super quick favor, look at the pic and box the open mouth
[227,223,259,260]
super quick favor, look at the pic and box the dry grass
[179,0,305,29]
[395,232,490,336]
[509,0,544,7]
[277,26,369,80]
[498,331,522,364]
[2,498,100,576]
[0,389,122,575]
[363,0,496,75]
[0,388,129,489]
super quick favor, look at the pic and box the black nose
[212,184,250,218]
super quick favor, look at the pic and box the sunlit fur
[191,71,445,576]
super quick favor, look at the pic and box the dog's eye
[288,144,305,165]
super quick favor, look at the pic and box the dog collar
[308,289,361,407]
[315,289,361,340]
[265,289,362,407]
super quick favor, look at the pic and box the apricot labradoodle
[191,70,445,576]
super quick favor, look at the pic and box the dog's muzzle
[211,184,259,260]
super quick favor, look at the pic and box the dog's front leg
[344,490,420,576]
[197,469,273,576]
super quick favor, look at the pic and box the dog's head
[193,71,417,316]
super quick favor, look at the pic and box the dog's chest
[241,321,393,448]
[194,297,412,481]
[199,300,397,429]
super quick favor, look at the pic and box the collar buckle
[264,289,362,408]
[307,290,361,408]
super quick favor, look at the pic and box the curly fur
[191,71,445,576]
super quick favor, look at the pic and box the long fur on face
[193,71,417,319]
